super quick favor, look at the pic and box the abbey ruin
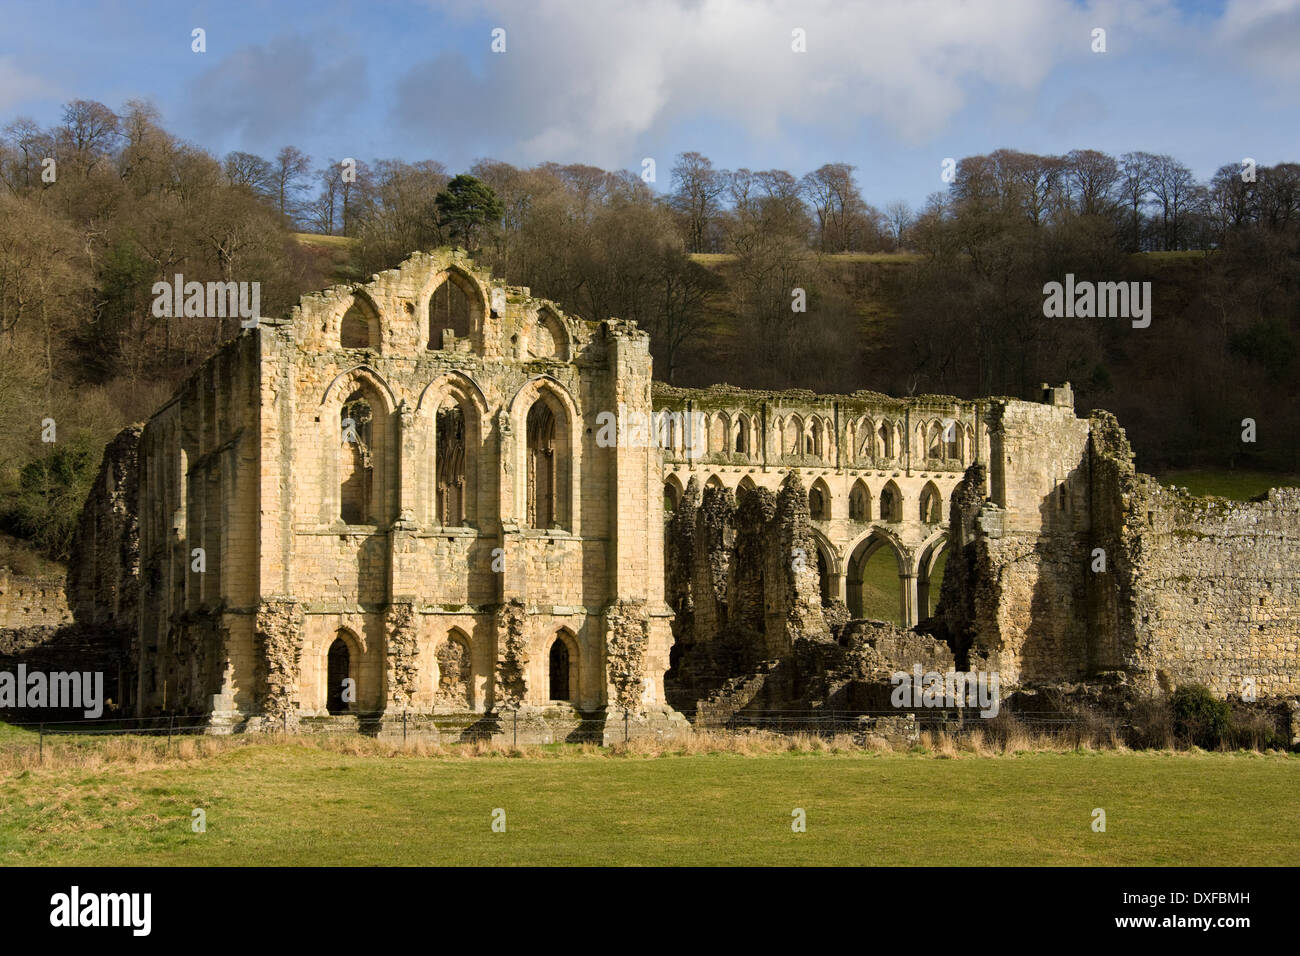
[4,248,1299,741]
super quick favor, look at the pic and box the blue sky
[3,0,1299,208]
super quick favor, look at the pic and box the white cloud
[1215,0,1300,78]
[396,0,1173,166]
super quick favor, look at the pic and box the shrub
[1170,684,1231,750]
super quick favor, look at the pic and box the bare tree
[669,152,726,253]
[273,145,312,221]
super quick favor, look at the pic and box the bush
[1170,684,1231,750]
[0,438,97,562]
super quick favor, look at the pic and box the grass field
[0,736,1294,866]
[1153,469,1300,501]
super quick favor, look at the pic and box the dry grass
[3,711,1289,781]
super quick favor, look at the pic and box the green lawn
[1,744,1294,866]
[855,547,945,622]
[1153,469,1300,501]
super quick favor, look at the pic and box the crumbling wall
[605,600,649,713]
[385,602,419,708]
[0,571,72,629]
[255,599,303,718]
[67,424,141,635]
[664,473,832,710]
[1087,410,1300,697]
[0,424,144,714]
[1127,489,1300,697]
[494,599,528,708]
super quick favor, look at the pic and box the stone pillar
[900,573,919,628]
[395,399,417,524]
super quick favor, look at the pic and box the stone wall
[1088,414,1300,697]
[0,570,71,629]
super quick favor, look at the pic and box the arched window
[435,631,472,708]
[549,635,572,701]
[326,636,351,714]
[784,416,801,457]
[527,309,566,360]
[920,482,943,523]
[809,480,830,520]
[527,401,558,529]
[340,390,374,524]
[849,480,870,521]
[428,274,474,349]
[805,419,823,458]
[436,404,467,526]
[879,481,902,522]
[944,421,962,459]
[878,422,893,459]
[927,422,945,459]
[855,419,873,462]
[734,414,749,454]
[709,414,726,455]
[664,481,679,513]
[340,301,376,349]
[738,476,757,497]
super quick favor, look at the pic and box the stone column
[900,573,919,628]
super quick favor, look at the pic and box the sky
[2,0,1299,208]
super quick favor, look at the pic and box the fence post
[167,714,174,754]
[624,708,629,744]
[512,708,517,747]
[403,710,407,743]
[39,723,44,763]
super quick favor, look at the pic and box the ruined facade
[52,249,1300,736]
[87,250,683,738]
[662,382,1300,719]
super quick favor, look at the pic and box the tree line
[1,98,1297,564]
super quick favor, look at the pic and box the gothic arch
[709,413,727,455]
[853,417,874,462]
[415,370,489,415]
[737,475,757,496]
[547,628,579,703]
[916,530,950,621]
[418,372,488,527]
[809,477,832,520]
[849,478,871,521]
[879,479,903,522]
[339,289,381,350]
[808,526,838,606]
[664,473,684,512]
[509,376,579,532]
[424,266,489,350]
[734,413,752,455]
[525,306,570,361]
[877,420,895,459]
[325,371,394,526]
[325,628,362,714]
[919,480,943,524]
[434,627,473,708]
[846,529,909,621]
[784,415,802,457]
[319,365,398,412]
